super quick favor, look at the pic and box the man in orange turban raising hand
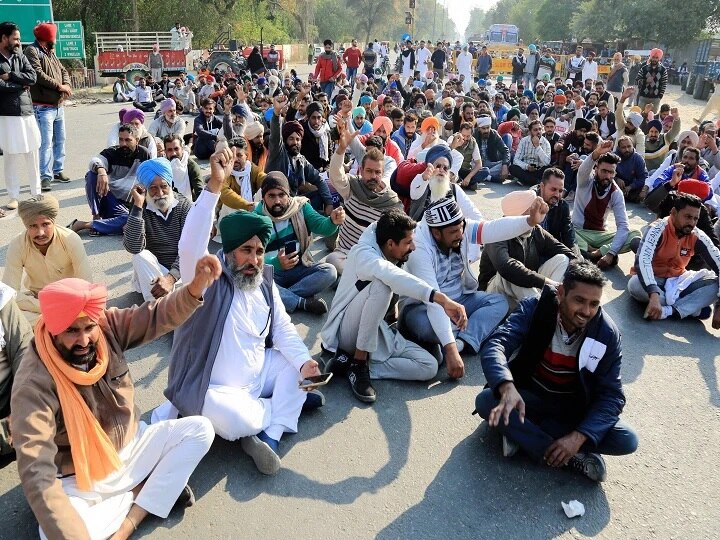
[10,254,222,540]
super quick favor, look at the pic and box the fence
[68,68,98,90]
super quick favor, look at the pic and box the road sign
[0,0,53,42]
[55,20,85,59]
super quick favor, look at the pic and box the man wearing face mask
[321,209,468,403]
[163,134,203,201]
[124,158,192,301]
[254,173,344,314]
[24,23,72,191]
[0,22,42,211]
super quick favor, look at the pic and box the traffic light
[409,0,415,8]
[405,11,413,25]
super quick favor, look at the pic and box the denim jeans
[321,81,335,97]
[400,291,508,353]
[346,67,357,85]
[274,261,337,312]
[459,166,490,188]
[34,105,66,180]
[523,73,535,89]
[85,172,129,235]
[475,387,638,461]
[484,160,505,183]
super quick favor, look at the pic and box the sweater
[24,42,70,106]
[123,194,192,280]
[615,151,648,190]
[635,62,668,99]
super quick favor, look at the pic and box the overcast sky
[446,0,499,37]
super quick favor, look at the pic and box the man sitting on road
[123,158,191,302]
[3,196,92,322]
[219,136,267,212]
[255,172,344,315]
[153,146,324,476]
[628,193,720,324]
[131,77,156,112]
[192,98,223,159]
[12,266,219,540]
[71,124,150,236]
[149,98,185,140]
[650,147,710,190]
[509,119,551,186]
[474,260,638,482]
[532,168,576,252]
[447,122,490,191]
[164,134,204,201]
[572,140,641,269]
[400,196,549,380]
[326,124,403,274]
[474,116,511,183]
[478,190,577,309]
[614,135,648,203]
[321,210,468,403]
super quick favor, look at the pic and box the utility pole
[432,0,437,41]
[131,0,139,32]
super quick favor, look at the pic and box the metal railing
[94,32,191,52]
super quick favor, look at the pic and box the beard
[56,341,97,368]
[227,257,264,291]
[148,190,175,213]
[287,143,301,156]
[429,174,450,201]
[268,202,288,217]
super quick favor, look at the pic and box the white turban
[477,116,492,128]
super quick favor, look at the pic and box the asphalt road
[0,83,718,540]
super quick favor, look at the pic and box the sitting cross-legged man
[11,259,221,540]
[475,260,638,482]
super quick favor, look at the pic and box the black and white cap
[425,197,463,228]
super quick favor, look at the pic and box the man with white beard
[163,134,204,201]
[123,158,192,301]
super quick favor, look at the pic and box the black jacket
[477,226,576,290]
[0,49,36,116]
[532,185,575,249]
[473,128,510,165]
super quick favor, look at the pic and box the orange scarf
[34,317,122,491]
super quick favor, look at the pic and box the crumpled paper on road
[561,500,585,518]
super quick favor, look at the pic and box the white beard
[147,189,176,214]
[429,175,450,201]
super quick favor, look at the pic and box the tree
[535,0,580,41]
[508,0,538,43]
[465,8,487,40]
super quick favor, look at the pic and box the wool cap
[425,197,463,228]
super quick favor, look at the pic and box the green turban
[219,210,273,253]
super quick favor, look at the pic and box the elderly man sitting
[478,190,577,309]
[123,158,192,302]
[254,172,344,314]
[163,134,204,201]
[11,261,220,540]
[3,195,92,321]
[153,146,324,476]
[149,98,186,140]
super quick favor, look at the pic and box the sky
[445,0,498,37]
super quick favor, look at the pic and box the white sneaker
[6,199,18,210]
[455,339,465,353]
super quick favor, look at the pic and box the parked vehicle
[94,32,188,81]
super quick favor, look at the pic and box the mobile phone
[284,240,298,256]
[298,372,333,389]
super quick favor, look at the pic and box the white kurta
[456,52,473,91]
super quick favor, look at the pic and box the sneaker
[6,199,18,210]
[325,349,352,376]
[53,171,71,183]
[301,297,328,315]
[174,484,196,508]
[348,359,376,403]
[502,435,520,458]
[241,434,281,475]
[695,306,712,320]
[455,339,465,353]
[41,179,52,192]
[566,452,607,482]
[302,389,326,412]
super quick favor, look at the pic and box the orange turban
[38,278,108,335]
[372,116,392,135]
[421,116,440,133]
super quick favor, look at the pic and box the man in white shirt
[153,146,323,476]
[456,46,473,92]
[416,40,432,75]
[581,51,598,83]
[131,78,156,112]
[509,120,552,186]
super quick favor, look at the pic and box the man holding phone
[254,172,345,314]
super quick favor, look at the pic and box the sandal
[88,228,103,237]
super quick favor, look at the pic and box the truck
[94,31,189,82]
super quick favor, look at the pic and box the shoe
[566,452,607,482]
[301,297,328,315]
[302,389,326,412]
[455,339,465,353]
[174,484,195,508]
[241,434,281,475]
[348,359,376,403]
[695,306,712,320]
[53,172,71,183]
[502,435,519,458]
[41,179,52,192]
[6,199,18,210]
[256,430,280,454]
[325,349,352,376]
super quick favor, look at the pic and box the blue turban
[523,89,535,99]
[647,119,663,132]
[425,144,453,166]
[359,95,372,105]
[526,102,540,115]
[231,104,249,118]
[136,157,173,188]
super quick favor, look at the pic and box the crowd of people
[2,19,720,538]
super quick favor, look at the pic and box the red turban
[34,23,57,43]
[650,48,664,60]
[678,179,711,202]
[39,278,108,335]
[281,120,304,141]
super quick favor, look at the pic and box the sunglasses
[434,164,450,171]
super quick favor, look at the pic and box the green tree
[508,0,538,43]
[535,0,580,41]
[465,8,487,40]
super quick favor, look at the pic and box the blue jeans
[85,172,129,235]
[459,166,490,188]
[564,162,579,193]
[475,387,638,461]
[523,73,535,89]
[346,66,357,85]
[34,105,66,180]
[321,81,335,97]
[274,261,337,312]
[484,160,505,183]
[400,291,508,353]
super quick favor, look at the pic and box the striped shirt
[531,318,582,395]
[123,195,191,280]
[337,197,386,254]
[513,135,551,170]
[436,249,464,301]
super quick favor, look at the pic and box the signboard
[55,20,85,59]
[0,0,53,42]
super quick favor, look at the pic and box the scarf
[308,121,331,161]
[348,177,401,210]
[319,51,339,74]
[261,196,314,266]
[170,152,192,200]
[231,161,253,202]
[33,318,121,491]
